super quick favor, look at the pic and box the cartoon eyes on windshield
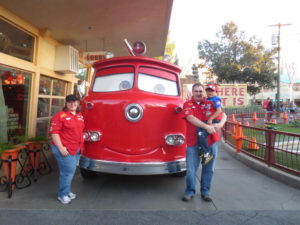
[154,84,165,94]
[119,80,131,90]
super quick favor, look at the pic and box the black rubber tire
[80,168,97,179]
[171,171,186,177]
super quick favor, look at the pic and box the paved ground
[1,143,300,224]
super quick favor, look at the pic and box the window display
[0,66,31,141]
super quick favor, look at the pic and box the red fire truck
[79,40,186,177]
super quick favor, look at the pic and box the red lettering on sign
[218,88,224,96]
[232,88,237,96]
[239,88,245,96]
[237,98,244,105]
[225,88,230,96]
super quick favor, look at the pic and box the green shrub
[223,105,264,115]
[289,120,300,128]
[264,123,280,130]
[28,136,49,142]
[0,142,16,154]
[11,135,29,144]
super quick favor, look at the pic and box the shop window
[39,76,51,95]
[37,98,50,118]
[0,66,31,142]
[36,75,68,137]
[51,99,65,116]
[0,19,35,62]
[53,79,66,96]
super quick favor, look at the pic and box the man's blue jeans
[51,145,80,198]
[184,142,218,196]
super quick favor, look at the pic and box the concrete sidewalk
[1,144,300,224]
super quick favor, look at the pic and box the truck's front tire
[80,168,97,179]
[171,171,186,177]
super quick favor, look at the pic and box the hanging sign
[83,51,106,64]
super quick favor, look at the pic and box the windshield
[92,73,134,92]
[138,73,178,96]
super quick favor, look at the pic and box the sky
[169,0,300,75]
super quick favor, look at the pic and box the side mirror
[77,80,86,99]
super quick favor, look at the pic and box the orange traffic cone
[244,121,250,126]
[236,122,244,137]
[233,122,243,152]
[231,114,236,123]
[247,137,260,150]
[252,112,258,126]
[283,112,288,124]
[231,122,236,136]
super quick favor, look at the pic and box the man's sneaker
[201,195,213,202]
[57,196,71,204]
[68,192,77,200]
[182,194,194,202]
[201,152,213,165]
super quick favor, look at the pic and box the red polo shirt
[182,98,204,146]
[182,98,220,147]
[49,110,85,155]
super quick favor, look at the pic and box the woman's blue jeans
[51,145,80,198]
[184,142,218,196]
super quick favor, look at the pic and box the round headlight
[90,132,101,142]
[166,136,175,145]
[178,136,185,145]
[165,134,185,146]
[83,132,89,140]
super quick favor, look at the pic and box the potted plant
[25,136,48,169]
[0,142,25,197]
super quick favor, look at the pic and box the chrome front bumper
[79,156,186,175]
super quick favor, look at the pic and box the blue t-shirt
[206,96,222,109]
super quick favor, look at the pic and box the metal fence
[230,111,299,126]
[224,113,300,176]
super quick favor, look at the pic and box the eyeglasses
[193,90,203,93]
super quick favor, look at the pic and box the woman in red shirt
[49,94,84,204]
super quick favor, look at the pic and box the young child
[197,84,222,165]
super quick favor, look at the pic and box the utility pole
[269,23,291,111]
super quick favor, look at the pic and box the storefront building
[0,13,80,142]
[0,0,173,142]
